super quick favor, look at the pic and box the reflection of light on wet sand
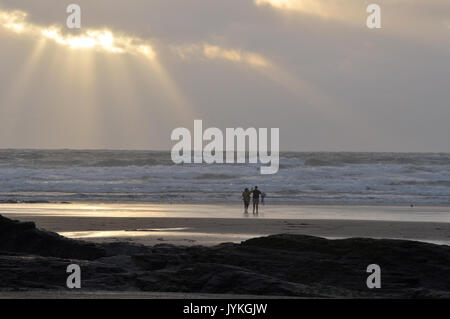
[2,202,450,223]
[60,228,189,238]
[59,228,258,245]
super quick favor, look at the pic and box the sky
[0,0,449,152]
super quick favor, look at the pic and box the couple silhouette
[242,186,265,214]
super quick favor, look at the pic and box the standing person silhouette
[252,186,262,214]
[242,188,251,213]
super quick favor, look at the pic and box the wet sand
[2,203,449,246]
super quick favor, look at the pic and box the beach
[1,203,449,246]
[1,0,449,305]
[1,203,450,298]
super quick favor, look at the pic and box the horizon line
[0,148,448,154]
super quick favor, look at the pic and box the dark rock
[0,215,105,260]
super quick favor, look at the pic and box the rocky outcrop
[0,215,105,260]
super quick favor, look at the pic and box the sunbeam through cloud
[0,9,156,59]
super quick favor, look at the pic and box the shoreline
[1,202,449,221]
[1,200,449,207]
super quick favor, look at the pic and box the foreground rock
[0,215,105,260]
[1,215,449,298]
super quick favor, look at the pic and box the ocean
[0,150,449,205]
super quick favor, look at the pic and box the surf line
[171,120,279,174]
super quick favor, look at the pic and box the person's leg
[255,199,259,213]
[253,200,256,214]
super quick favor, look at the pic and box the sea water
[0,150,449,205]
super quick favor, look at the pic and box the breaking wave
[0,150,449,205]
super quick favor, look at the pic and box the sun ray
[1,6,356,139]
[0,9,156,60]
[64,50,103,146]
[98,54,148,145]
[0,7,197,148]
[1,37,47,102]
[146,58,195,120]
[0,37,48,137]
